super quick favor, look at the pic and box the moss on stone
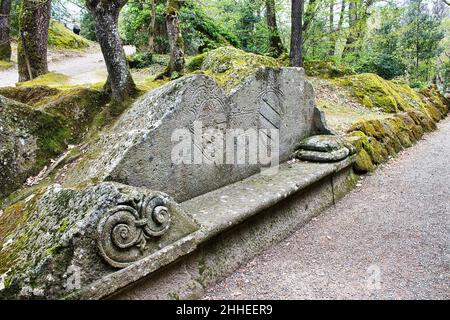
[354,149,375,173]
[0,86,60,107]
[198,46,281,91]
[186,53,206,72]
[338,73,424,113]
[48,20,90,50]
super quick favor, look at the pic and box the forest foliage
[2,0,450,93]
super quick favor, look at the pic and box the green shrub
[127,52,154,69]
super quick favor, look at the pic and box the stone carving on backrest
[183,81,229,163]
[258,86,286,131]
[97,195,171,268]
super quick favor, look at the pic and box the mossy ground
[16,72,70,88]
[48,20,90,50]
[0,60,14,70]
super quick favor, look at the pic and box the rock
[63,68,329,202]
[0,182,199,299]
[297,135,345,152]
[354,149,375,173]
[296,147,350,163]
[0,95,68,198]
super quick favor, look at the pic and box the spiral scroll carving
[97,196,171,268]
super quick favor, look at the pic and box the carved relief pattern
[186,82,229,163]
[258,87,285,131]
[97,195,171,268]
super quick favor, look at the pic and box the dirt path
[206,117,450,300]
[0,45,136,87]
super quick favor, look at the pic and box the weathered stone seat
[0,67,356,300]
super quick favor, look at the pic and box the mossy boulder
[419,85,450,117]
[338,73,425,113]
[304,60,355,78]
[0,86,60,106]
[0,96,69,198]
[197,46,281,91]
[0,87,109,198]
[39,88,109,141]
[48,20,90,49]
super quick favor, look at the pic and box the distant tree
[18,0,52,81]
[357,4,406,79]
[0,0,12,61]
[86,0,136,102]
[265,0,284,57]
[402,0,444,80]
[290,0,304,67]
[148,0,156,52]
[80,10,96,41]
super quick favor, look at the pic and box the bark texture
[164,0,184,77]
[18,0,51,81]
[290,0,304,67]
[266,0,284,57]
[0,0,12,61]
[148,0,156,52]
[86,0,136,102]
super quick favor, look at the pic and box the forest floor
[205,116,450,300]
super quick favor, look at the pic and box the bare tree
[18,0,52,81]
[266,0,284,57]
[86,0,136,102]
[290,0,304,67]
[0,0,12,61]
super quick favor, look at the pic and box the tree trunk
[148,0,156,52]
[163,0,184,77]
[343,0,356,55]
[18,0,51,82]
[290,0,304,67]
[0,0,12,61]
[301,0,318,43]
[333,0,346,56]
[328,0,335,57]
[87,0,136,102]
[266,0,284,57]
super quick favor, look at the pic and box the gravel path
[206,117,450,300]
[0,46,135,87]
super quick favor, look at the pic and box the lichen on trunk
[17,0,51,82]
[157,0,184,79]
[0,0,12,61]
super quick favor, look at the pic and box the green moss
[199,46,281,91]
[304,60,355,78]
[48,20,90,50]
[186,53,206,72]
[354,149,375,173]
[127,52,153,69]
[0,60,14,70]
[0,86,60,107]
[338,73,425,113]
[17,73,70,87]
